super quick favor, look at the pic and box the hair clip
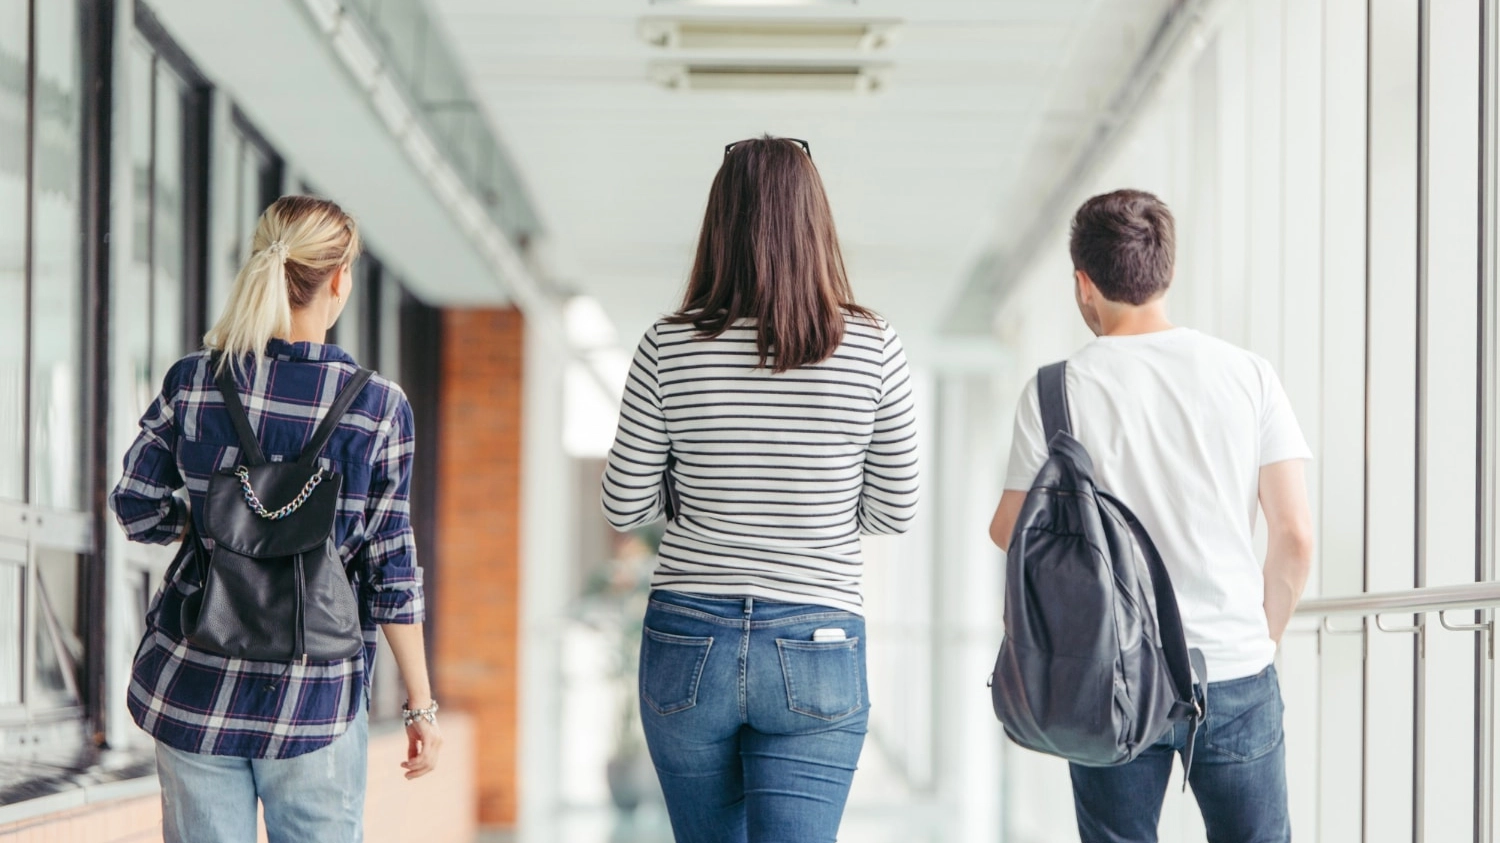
[265,240,290,261]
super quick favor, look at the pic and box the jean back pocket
[1202,668,1285,763]
[640,627,713,716]
[777,638,864,721]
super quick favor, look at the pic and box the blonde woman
[112,196,440,843]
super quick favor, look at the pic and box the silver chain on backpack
[235,465,328,521]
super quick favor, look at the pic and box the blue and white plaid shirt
[112,339,424,759]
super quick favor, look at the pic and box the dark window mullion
[18,0,34,719]
[144,51,156,384]
[364,256,382,368]
[21,0,34,506]
[181,81,211,351]
[79,0,113,739]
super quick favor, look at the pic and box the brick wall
[434,308,525,827]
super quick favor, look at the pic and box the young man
[988,189,1315,843]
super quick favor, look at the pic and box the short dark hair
[1068,190,1175,305]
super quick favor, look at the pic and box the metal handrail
[1293,580,1500,620]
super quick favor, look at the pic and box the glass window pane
[215,128,278,330]
[370,0,425,85]
[0,0,27,502]
[248,141,276,212]
[380,273,403,382]
[152,68,185,383]
[238,138,273,265]
[210,131,241,319]
[113,41,154,474]
[33,548,81,708]
[31,0,83,510]
[0,549,20,706]
[238,140,255,253]
[336,266,364,364]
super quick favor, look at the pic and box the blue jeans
[155,705,369,843]
[1070,665,1290,843]
[639,590,870,843]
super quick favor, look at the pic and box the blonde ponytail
[205,196,361,377]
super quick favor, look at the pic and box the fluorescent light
[651,62,885,93]
[651,0,856,5]
[641,18,898,50]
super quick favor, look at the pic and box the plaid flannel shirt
[111,339,424,759]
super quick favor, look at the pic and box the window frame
[0,0,105,751]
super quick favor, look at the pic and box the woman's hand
[402,708,443,780]
[379,624,441,780]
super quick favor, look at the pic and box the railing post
[1476,0,1500,839]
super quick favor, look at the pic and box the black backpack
[990,361,1207,771]
[176,359,373,665]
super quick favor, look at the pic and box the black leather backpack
[177,360,372,665]
[990,361,1207,771]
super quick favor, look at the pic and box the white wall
[991,0,1496,839]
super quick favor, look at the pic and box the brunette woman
[602,136,920,842]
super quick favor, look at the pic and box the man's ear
[1074,269,1095,303]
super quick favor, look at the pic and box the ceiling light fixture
[641,18,898,50]
[649,0,856,7]
[650,62,885,93]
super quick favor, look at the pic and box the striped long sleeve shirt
[601,314,920,615]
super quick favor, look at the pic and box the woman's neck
[284,306,329,345]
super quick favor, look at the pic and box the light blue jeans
[639,589,870,843]
[155,706,369,843]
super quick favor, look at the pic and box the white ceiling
[427,0,1176,348]
[151,0,506,306]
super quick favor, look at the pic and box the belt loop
[745,596,754,616]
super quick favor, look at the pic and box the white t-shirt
[1003,327,1312,682]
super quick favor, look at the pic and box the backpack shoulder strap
[213,353,268,467]
[295,368,376,470]
[1037,361,1072,441]
[1102,491,1208,780]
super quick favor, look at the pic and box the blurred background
[0,0,1496,841]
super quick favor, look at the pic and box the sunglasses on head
[724,138,812,159]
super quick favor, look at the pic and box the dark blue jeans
[1070,665,1290,843]
[638,590,869,843]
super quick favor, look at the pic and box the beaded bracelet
[403,699,439,727]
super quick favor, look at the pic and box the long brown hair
[668,135,871,372]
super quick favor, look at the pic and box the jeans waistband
[648,589,860,626]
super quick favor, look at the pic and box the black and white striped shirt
[601,314,919,615]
